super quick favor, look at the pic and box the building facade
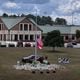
[0,17,80,44]
[0,17,42,42]
[39,25,80,43]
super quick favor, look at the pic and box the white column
[13,35,15,41]
[18,34,19,41]
[64,36,65,41]
[74,36,76,41]
[6,34,8,41]
[28,34,30,40]
[33,34,35,40]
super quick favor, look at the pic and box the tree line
[2,13,67,25]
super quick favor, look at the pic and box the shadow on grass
[46,50,66,53]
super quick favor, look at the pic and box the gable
[11,18,42,31]
[1,17,25,29]
[28,18,42,31]
[0,17,8,30]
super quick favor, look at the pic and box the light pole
[34,8,38,62]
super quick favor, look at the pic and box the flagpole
[35,8,38,61]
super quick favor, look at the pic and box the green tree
[44,30,64,51]
[41,16,54,25]
[46,16,54,25]
[26,14,36,20]
[21,14,26,17]
[55,17,67,25]
[76,30,80,39]
[9,14,17,17]
[26,14,54,25]
[2,13,8,17]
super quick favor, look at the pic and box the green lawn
[0,47,80,80]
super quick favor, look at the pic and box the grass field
[0,47,80,80]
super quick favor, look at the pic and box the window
[19,35,23,41]
[72,36,75,40]
[29,24,32,31]
[24,24,28,31]
[20,24,23,30]
[65,36,68,40]
[4,34,6,41]
[0,34,2,40]
[14,35,18,41]
[30,35,34,41]
[25,35,28,40]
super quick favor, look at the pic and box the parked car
[72,42,77,45]
[21,55,44,64]
[17,41,23,47]
[25,43,31,47]
[67,43,73,48]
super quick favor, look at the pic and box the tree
[76,30,80,39]
[46,16,54,25]
[44,30,64,51]
[9,14,17,17]
[26,14,54,25]
[2,13,8,17]
[26,14,36,20]
[41,16,54,25]
[21,14,26,17]
[55,18,67,25]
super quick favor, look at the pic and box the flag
[37,37,43,49]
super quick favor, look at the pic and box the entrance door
[14,35,18,41]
